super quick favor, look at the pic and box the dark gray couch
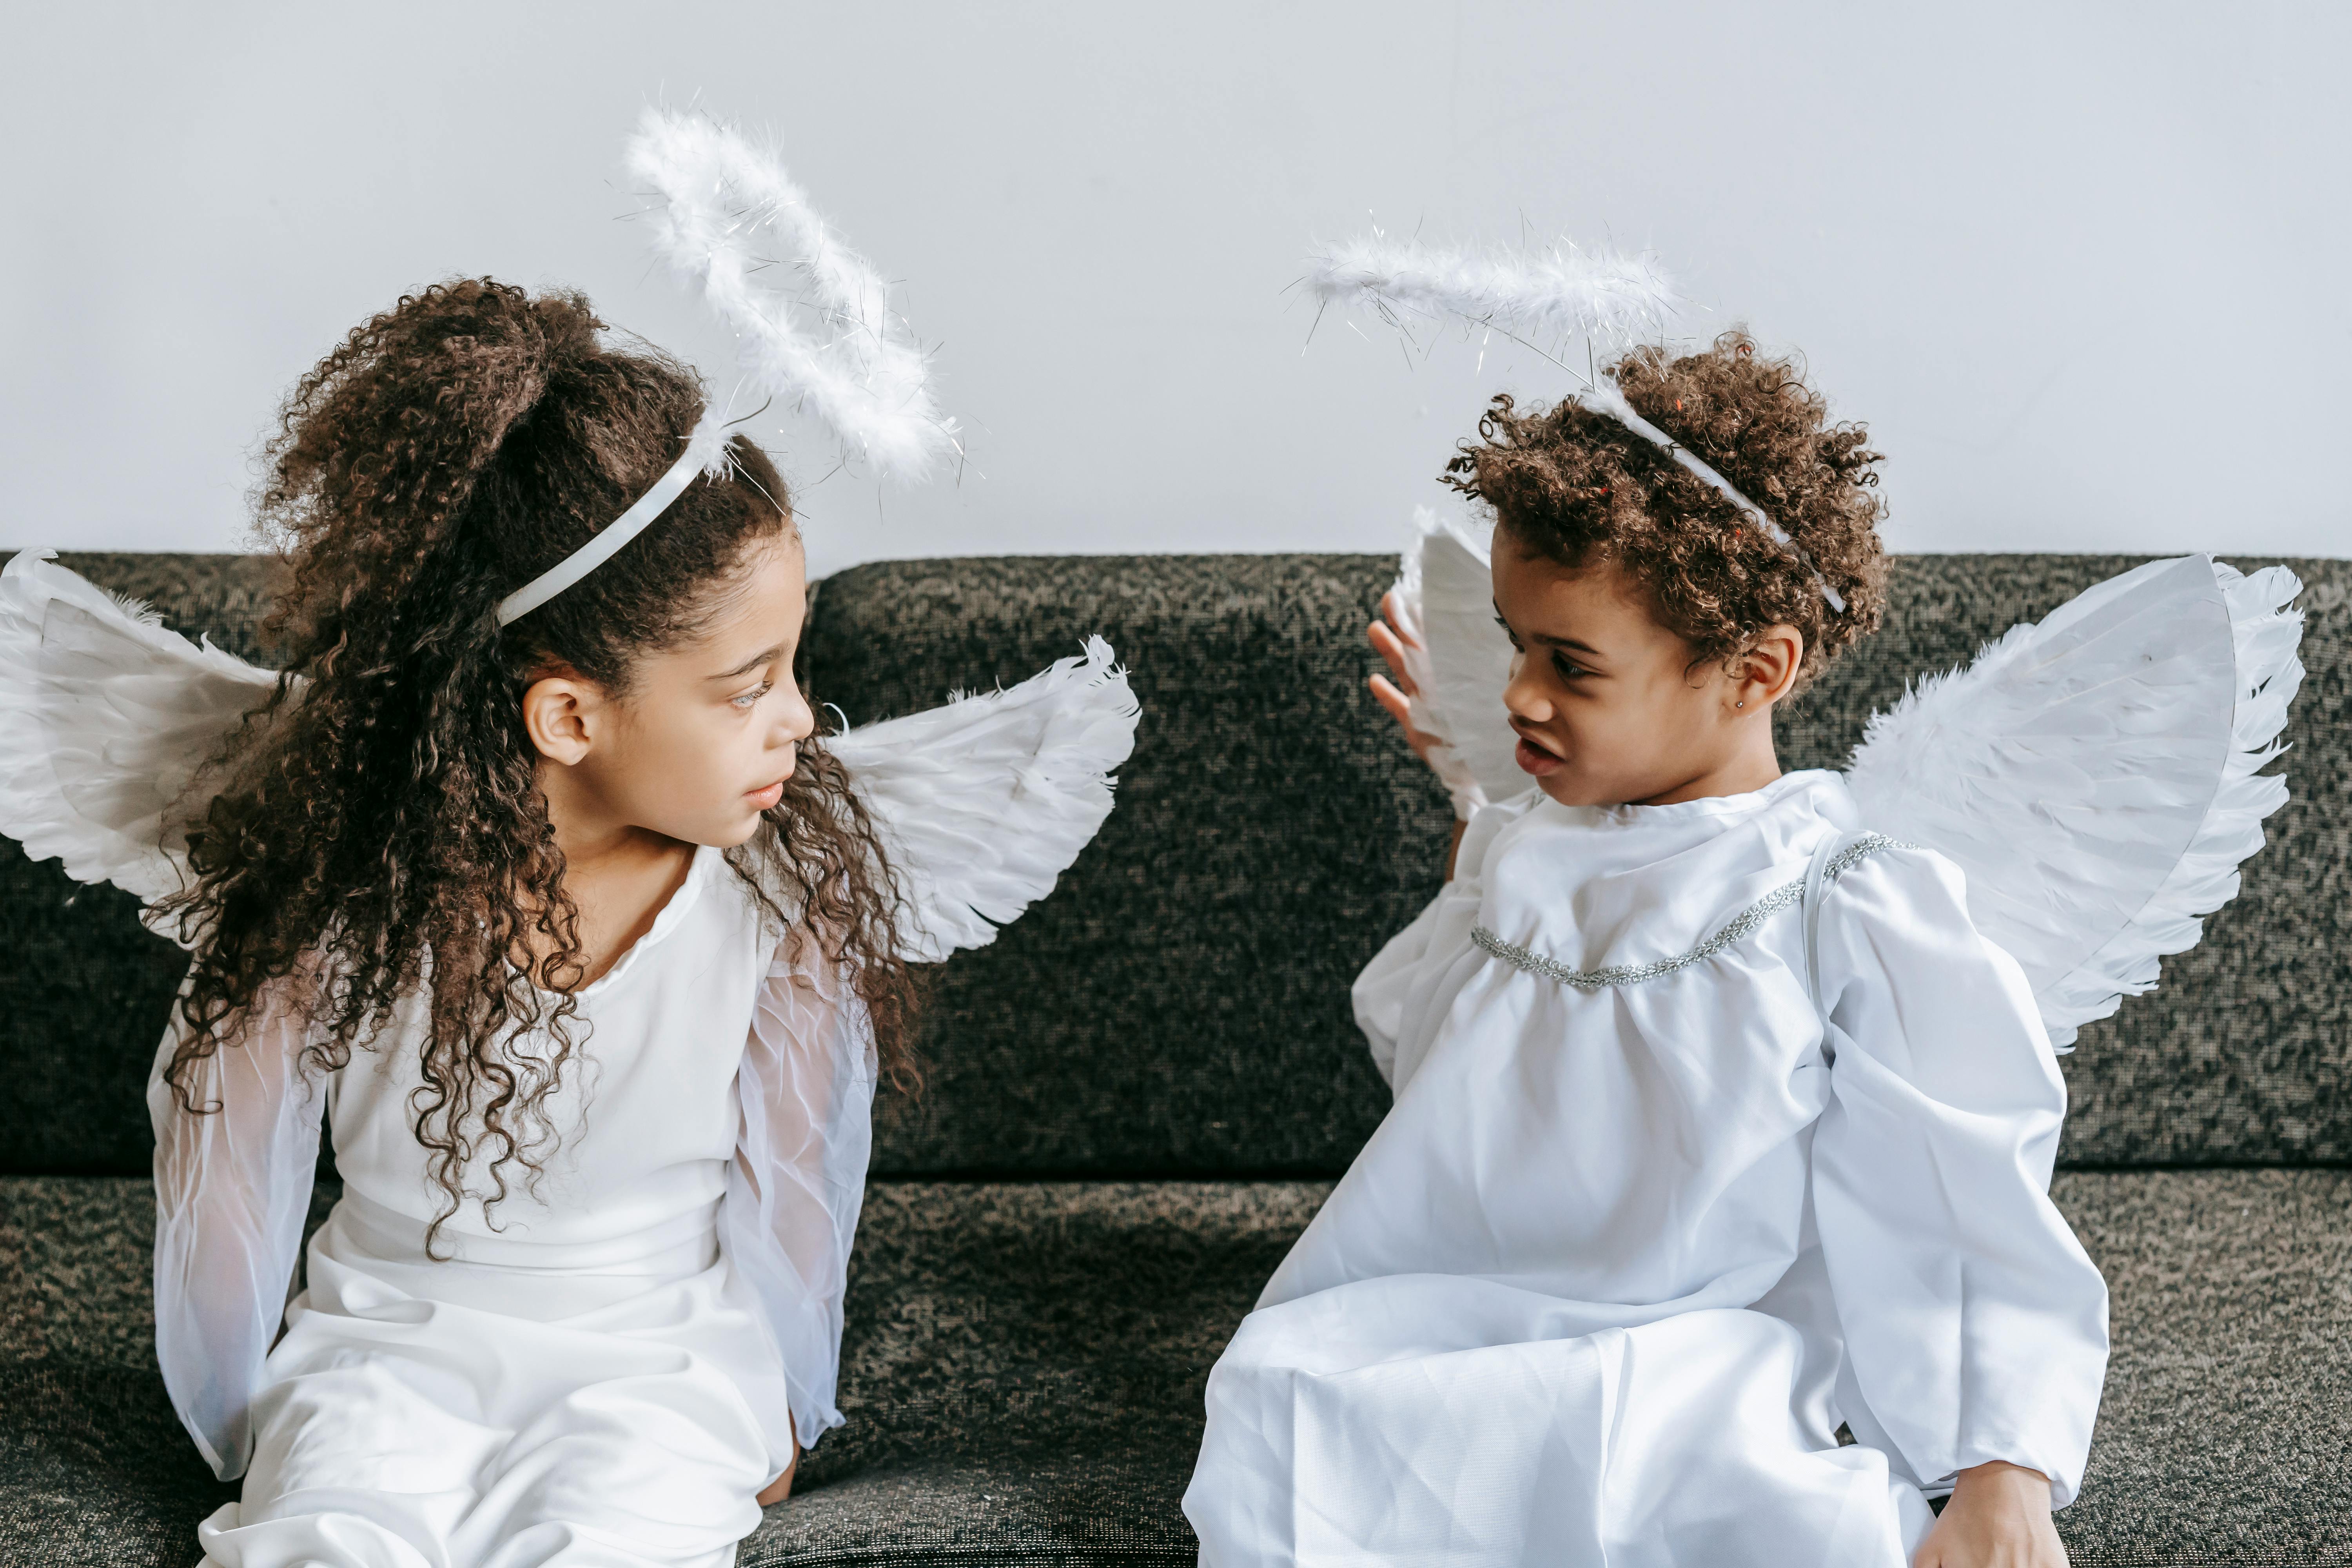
[2,551,2346,1567]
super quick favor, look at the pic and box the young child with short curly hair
[1184,333,2109,1568]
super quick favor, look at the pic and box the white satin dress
[1183,771,2111,1568]
[150,846,876,1568]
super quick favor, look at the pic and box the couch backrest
[2,550,2344,1176]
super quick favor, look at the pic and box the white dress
[1183,771,2112,1568]
[0,555,1140,1568]
[155,851,875,1568]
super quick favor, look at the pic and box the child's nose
[1503,653,1551,722]
[772,683,817,745]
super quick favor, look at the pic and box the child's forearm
[1445,820,1467,882]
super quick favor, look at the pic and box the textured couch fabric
[0,550,2345,1566]
[5,551,2348,1176]
[2,1171,2346,1568]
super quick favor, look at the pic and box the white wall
[5,0,2347,575]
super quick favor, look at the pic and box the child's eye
[1551,651,1591,682]
[730,682,774,711]
[1493,613,1524,651]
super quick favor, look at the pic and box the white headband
[1297,232,1847,613]
[492,109,961,628]
[1579,382,1846,614]
[494,436,713,627]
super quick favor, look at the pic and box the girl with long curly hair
[1185,333,2121,1568]
[0,277,1133,1568]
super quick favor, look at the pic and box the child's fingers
[1367,621,1417,694]
[1377,589,1425,649]
[1371,673,1447,770]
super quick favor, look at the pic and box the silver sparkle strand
[1472,835,1907,991]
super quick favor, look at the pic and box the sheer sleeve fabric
[725,940,877,1457]
[147,991,325,1481]
[1809,847,2110,1506]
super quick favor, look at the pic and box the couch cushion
[803,554,2352,1174]
[2,1170,2346,1567]
[3,552,2347,1176]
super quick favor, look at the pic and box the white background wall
[5,1,2347,575]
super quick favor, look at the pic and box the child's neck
[540,800,698,989]
[1622,723,1785,809]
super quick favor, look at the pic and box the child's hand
[1368,589,1450,772]
[1372,590,1476,873]
[1913,1462,2066,1568]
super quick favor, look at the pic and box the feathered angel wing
[1387,504,1528,817]
[0,551,280,907]
[1845,554,2304,1048]
[826,636,1139,963]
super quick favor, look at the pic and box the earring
[1736,700,1746,708]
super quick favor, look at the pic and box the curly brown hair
[152,277,921,1249]
[1446,330,1889,689]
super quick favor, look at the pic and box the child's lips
[1514,735,1566,777]
[746,780,786,810]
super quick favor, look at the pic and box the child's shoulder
[1818,828,1974,919]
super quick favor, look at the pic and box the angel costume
[1183,539,2304,1568]
[0,552,1140,1568]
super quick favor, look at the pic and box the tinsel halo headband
[1574,380,1846,614]
[1300,233,1844,613]
[496,107,962,628]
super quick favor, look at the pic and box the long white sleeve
[147,991,325,1481]
[1350,898,1449,1090]
[1809,846,2110,1505]
[1350,798,1523,1092]
[723,942,877,1458]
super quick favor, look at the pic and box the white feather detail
[1388,502,1528,818]
[1845,555,2304,1048]
[627,106,959,484]
[0,551,280,912]
[826,637,1139,964]
[1303,233,1675,354]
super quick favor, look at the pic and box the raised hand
[1370,589,1477,874]
[1368,588,1450,773]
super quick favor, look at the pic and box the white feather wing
[826,637,1139,964]
[1388,504,1527,816]
[1845,554,2304,1047]
[0,551,280,907]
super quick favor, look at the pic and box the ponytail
[160,278,921,1253]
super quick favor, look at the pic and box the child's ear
[1731,624,1806,711]
[521,674,601,766]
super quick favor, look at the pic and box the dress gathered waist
[327,1187,724,1301]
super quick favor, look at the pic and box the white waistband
[333,1187,723,1277]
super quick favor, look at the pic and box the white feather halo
[626,106,960,484]
[1302,232,1676,362]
